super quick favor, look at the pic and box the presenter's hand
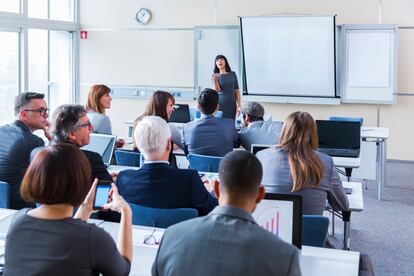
[211,73,220,82]
[74,178,98,221]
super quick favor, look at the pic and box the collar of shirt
[210,205,257,225]
[143,160,170,165]
[200,114,215,119]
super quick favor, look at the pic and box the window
[29,0,75,21]
[0,31,19,125]
[0,1,20,13]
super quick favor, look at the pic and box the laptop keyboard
[318,148,360,158]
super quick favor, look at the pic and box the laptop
[251,144,272,155]
[81,133,117,167]
[169,104,191,123]
[252,193,303,248]
[316,120,361,158]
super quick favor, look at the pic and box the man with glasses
[152,150,300,276]
[51,104,112,183]
[0,92,51,209]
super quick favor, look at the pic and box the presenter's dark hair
[219,150,263,196]
[20,143,92,206]
[85,84,111,114]
[198,88,219,115]
[52,104,87,143]
[214,54,232,73]
[14,92,45,115]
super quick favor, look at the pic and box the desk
[101,221,360,276]
[107,165,139,174]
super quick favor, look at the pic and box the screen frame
[93,182,111,210]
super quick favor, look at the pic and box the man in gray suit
[182,88,240,157]
[0,92,51,209]
[238,102,283,152]
[152,150,301,276]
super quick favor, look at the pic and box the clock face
[136,8,151,25]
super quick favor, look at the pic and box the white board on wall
[341,25,398,104]
[194,26,242,95]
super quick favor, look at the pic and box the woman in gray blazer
[256,111,349,215]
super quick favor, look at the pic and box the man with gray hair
[117,116,217,216]
[238,102,283,152]
[0,92,50,209]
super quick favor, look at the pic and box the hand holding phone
[93,181,112,210]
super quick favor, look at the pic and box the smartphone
[93,181,111,210]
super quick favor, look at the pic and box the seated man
[152,150,300,276]
[51,104,112,182]
[182,88,240,157]
[238,102,283,152]
[0,92,51,209]
[117,116,217,216]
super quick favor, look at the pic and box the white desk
[107,165,139,174]
[101,221,360,276]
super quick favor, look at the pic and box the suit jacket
[152,205,301,276]
[239,120,283,151]
[81,149,112,182]
[182,114,240,157]
[256,146,349,215]
[117,162,217,216]
[0,120,44,209]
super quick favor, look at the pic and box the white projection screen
[240,16,336,98]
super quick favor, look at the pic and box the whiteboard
[194,26,242,95]
[341,25,398,104]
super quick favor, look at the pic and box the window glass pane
[0,0,19,13]
[50,0,74,21]
[50,31,72,111]
[28,29,48,102]
[0,31,19,125]
[28,0,47,19]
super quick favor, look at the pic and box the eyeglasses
[24,108,49,117]
[143,229,161,245]
[72,122,92,130]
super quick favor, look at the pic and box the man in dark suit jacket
[0,92,51,209]
[182,88,240,157]
[51,104,112,182]
[117,116,217,216]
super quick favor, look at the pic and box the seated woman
[85,84,124,147]
[5,144,132,275]
[133,90,184,167]
[256,111,349,215]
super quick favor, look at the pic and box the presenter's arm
[235,89,241,116]
[212,74,221,92]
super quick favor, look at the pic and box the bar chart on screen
[259,208,280,236]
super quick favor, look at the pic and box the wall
[79,0,414,160]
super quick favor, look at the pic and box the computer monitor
[252,193,302,248]
[170,104,191,123]
[316,120,361,157]
[81,133,117,166]
[251,144,272,155]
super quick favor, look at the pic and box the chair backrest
[329,116,364,126]
[129,203,198,228]
[0,181,10,209]
[115,150,141,167]
[188,153,222,172]
[302,215,329,247]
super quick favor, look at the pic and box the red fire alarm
[80,31,88,39]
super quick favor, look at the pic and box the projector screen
[240,16,336,98]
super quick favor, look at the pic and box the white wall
[79,0,414,160]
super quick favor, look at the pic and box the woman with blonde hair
[256,111,349,215]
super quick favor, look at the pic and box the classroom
[0,1,413,275]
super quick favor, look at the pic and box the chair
[329,116,363,126]
[302,215,329,247]
[0,181,10,208]
[188,153,222,173]
[129,203,198,228]
[115,150,141,167]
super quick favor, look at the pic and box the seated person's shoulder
[316,151,334,163]
[249,224,298,254]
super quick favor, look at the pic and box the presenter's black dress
[217,71,239,120]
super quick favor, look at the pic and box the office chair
[302,215,329,247]
[129,203,198,228]
[188,153,222,173]
[114,150,141,167]
[0,181,10,208]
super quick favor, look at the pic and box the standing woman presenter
[212,54,241,120]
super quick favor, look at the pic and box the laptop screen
[81,133,117,166]
[251,144,272,155]
[170,104,191,123]
[252,193,302,248]
[316,120,361,149]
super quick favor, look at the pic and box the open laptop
[252,193,302,248]
[251,144,273,155]
[316,120,361,158]
[81,133,117,167]
[170,104,191,123]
